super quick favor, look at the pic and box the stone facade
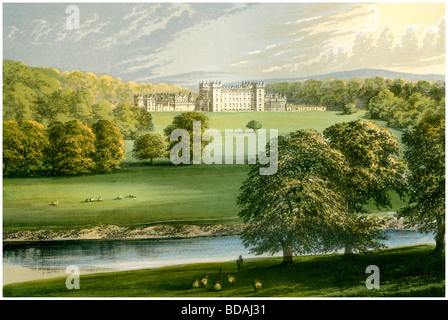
[196,81,266,112]
[264,93,287,112]
[134,92,195,112]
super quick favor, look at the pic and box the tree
[323,120,407,254]
[237,129,350,264]
[2,120,49,176]
[91,120,125,172]
[163,111,210,161]
[342,102,357,115]
[47,121,96,175]
[132,133,166,164]
[398,118,445,254]
[113,102,153,139]
[246,120,262,131]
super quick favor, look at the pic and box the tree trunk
[282,242,294,265]
[344,242,354,255]
[434,219,445,254]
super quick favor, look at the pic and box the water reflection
[3,229,435,283]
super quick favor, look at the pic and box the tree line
[266,77,445,124]
[3,119,125,176]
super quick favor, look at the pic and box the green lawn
[3,244,444,297]
[3,110,406,231]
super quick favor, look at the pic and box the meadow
[3,244,444,297]
[3,111,406,231]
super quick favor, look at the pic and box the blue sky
[3,2,446,83]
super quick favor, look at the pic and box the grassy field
[3,110,406,231]
[3,244,444,297]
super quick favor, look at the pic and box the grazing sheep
[128,194,137,198]
[253,279,262,292]
[85,198,91,203]
[192,279,201,288]
[51,200,59,206]
[89,197,96,202]
[213,281,222,291]
[200,274,208,287]
[227,274,236,284]
[98,197,103,202]
[115,196,123,200]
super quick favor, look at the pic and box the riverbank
[3,217,410,242]
[3,244,444,297]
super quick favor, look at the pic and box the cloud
[31,20,52,43]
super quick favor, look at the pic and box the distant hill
[145,68,445,90]
[30,65,197,103]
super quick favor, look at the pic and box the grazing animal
[200,274,208,287]
[213,281,222,291]
[227,274,236,284]
[128,194,137,198]
[253,279,262,292]
[51,200,59,206]
[115,196,123,200]
[98,197,103,202]
[192,279,201,288]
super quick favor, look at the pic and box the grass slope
[3,245,444,297]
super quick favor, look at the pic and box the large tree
[237,129,349,264]
[323,120,407,254]
[91,120,125,172]
[47,121,96,175]
[398,118,445,254]
[3,120,49,176]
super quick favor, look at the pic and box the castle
[134,81,325,112]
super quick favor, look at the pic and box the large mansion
[134,81,325,112]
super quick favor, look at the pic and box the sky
[2,2,446,85]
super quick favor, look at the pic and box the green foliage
[132,133,166,163]
[266,77,444,113]
[113,102,154,139]
[342,102,357,115]
[323,120,407,253]
[46,121,96,175]
[237,129,350,262]
[245,120,262,130]
[398,118,445,253]
[91,120,125,172]
[163,111,210,160]
[2,120,49,176]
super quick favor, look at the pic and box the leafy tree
[163,111,210,161]
[91,120,125,172]
[398,118,445,254]
[246,120,262,131]
[47,121,96,175]
[237,130,349,264]
[2,120,49,176]
[323,120,407,254]
[342,102,357,115]
[113,102,153,139]
[132,133,166,164]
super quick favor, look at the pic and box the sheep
[227,274,236,284]
[115,196,123,200]
[50,200,59,206]
[128,194,137,198]
[97,197,103,202]
[192,279,201,288]
[253,279,262,292]
[213,281,222,291]
[200,274,208,287]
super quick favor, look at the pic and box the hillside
[31,65,197,103]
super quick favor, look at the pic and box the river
[3,229,435,285]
